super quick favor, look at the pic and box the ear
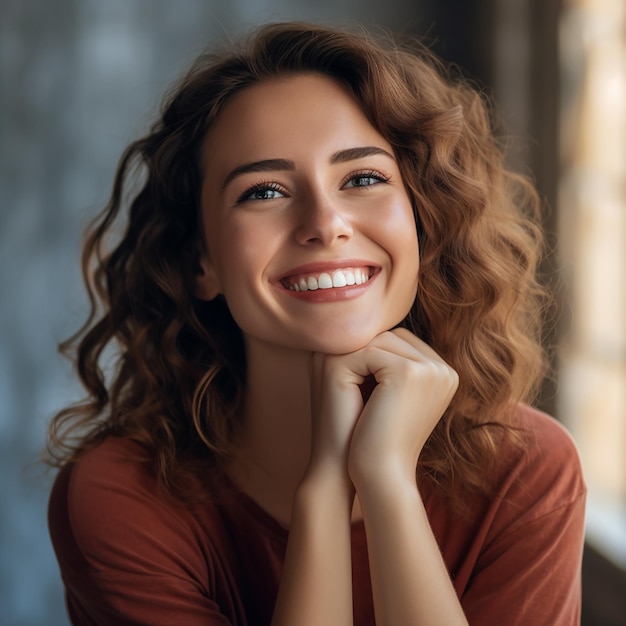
[194,254,222,301]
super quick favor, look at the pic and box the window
[558,0,626,567]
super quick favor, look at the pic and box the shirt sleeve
[48,439,235,626]
[460,410,586,626]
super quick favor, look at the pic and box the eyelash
[235,169,391,204]
[341,169,391,188]
[236,181,286,204]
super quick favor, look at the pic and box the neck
[227,338,313,522]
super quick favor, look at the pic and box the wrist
[296,465,355,510]
[350,455,418,494]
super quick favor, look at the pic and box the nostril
[295,210,353,246]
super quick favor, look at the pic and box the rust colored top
[49,405,586,625]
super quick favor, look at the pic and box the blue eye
[238,182,285,203]
[343,171,389,189]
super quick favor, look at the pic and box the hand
[307,328,458,488]
[346,328,459,486]
[306,349,366,477]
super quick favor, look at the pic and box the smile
[282,267,374,292]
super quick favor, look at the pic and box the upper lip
[275,259,381,282]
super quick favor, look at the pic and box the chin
[300,328,388,356]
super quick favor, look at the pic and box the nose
[294,192,353,246]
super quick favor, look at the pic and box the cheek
[207,218,254,276]
[388,204,421,307]
[208,228,271,311]
[387,201,420,265]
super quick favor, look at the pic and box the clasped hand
[308,328,459,489]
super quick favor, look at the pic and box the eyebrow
[330,146,395,164]
[221,146,395,190]
[221,158,295,190]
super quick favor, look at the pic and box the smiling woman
[45,22,585,626]
[195,73,419,355]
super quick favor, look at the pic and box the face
[196,73,420,355]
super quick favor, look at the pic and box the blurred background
[1,0,624,624]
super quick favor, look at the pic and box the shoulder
[48,437,212,581]
[513,403,579,452]
[448,406,587,622]
[489,404,587,534]
[48,439,253,622]
[63,436,156,502]
[508,404,585,497]
[56,437,176,536]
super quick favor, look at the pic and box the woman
[47,22,586,625]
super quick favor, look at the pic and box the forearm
[357,473,468,626]
[271,471,355,626]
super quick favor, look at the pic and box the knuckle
[398,359,422,380]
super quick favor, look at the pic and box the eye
[237,182,286,203]
[342,170,390,189]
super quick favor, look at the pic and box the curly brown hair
[47,22,548,504]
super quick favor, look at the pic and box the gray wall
[0,1,424,624]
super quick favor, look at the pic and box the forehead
[200,73,391,174]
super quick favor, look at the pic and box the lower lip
[279,274,378,303]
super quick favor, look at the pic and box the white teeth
[318,273,333,289]
[287,267,372,292]
[355,269,368,285]
[332,271,347,288]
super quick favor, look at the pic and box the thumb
[309,353,364,464]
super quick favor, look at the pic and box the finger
[309,352,364,419]
[336,343,448,390]
[390,327,452,367]
[364,330,453,376]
